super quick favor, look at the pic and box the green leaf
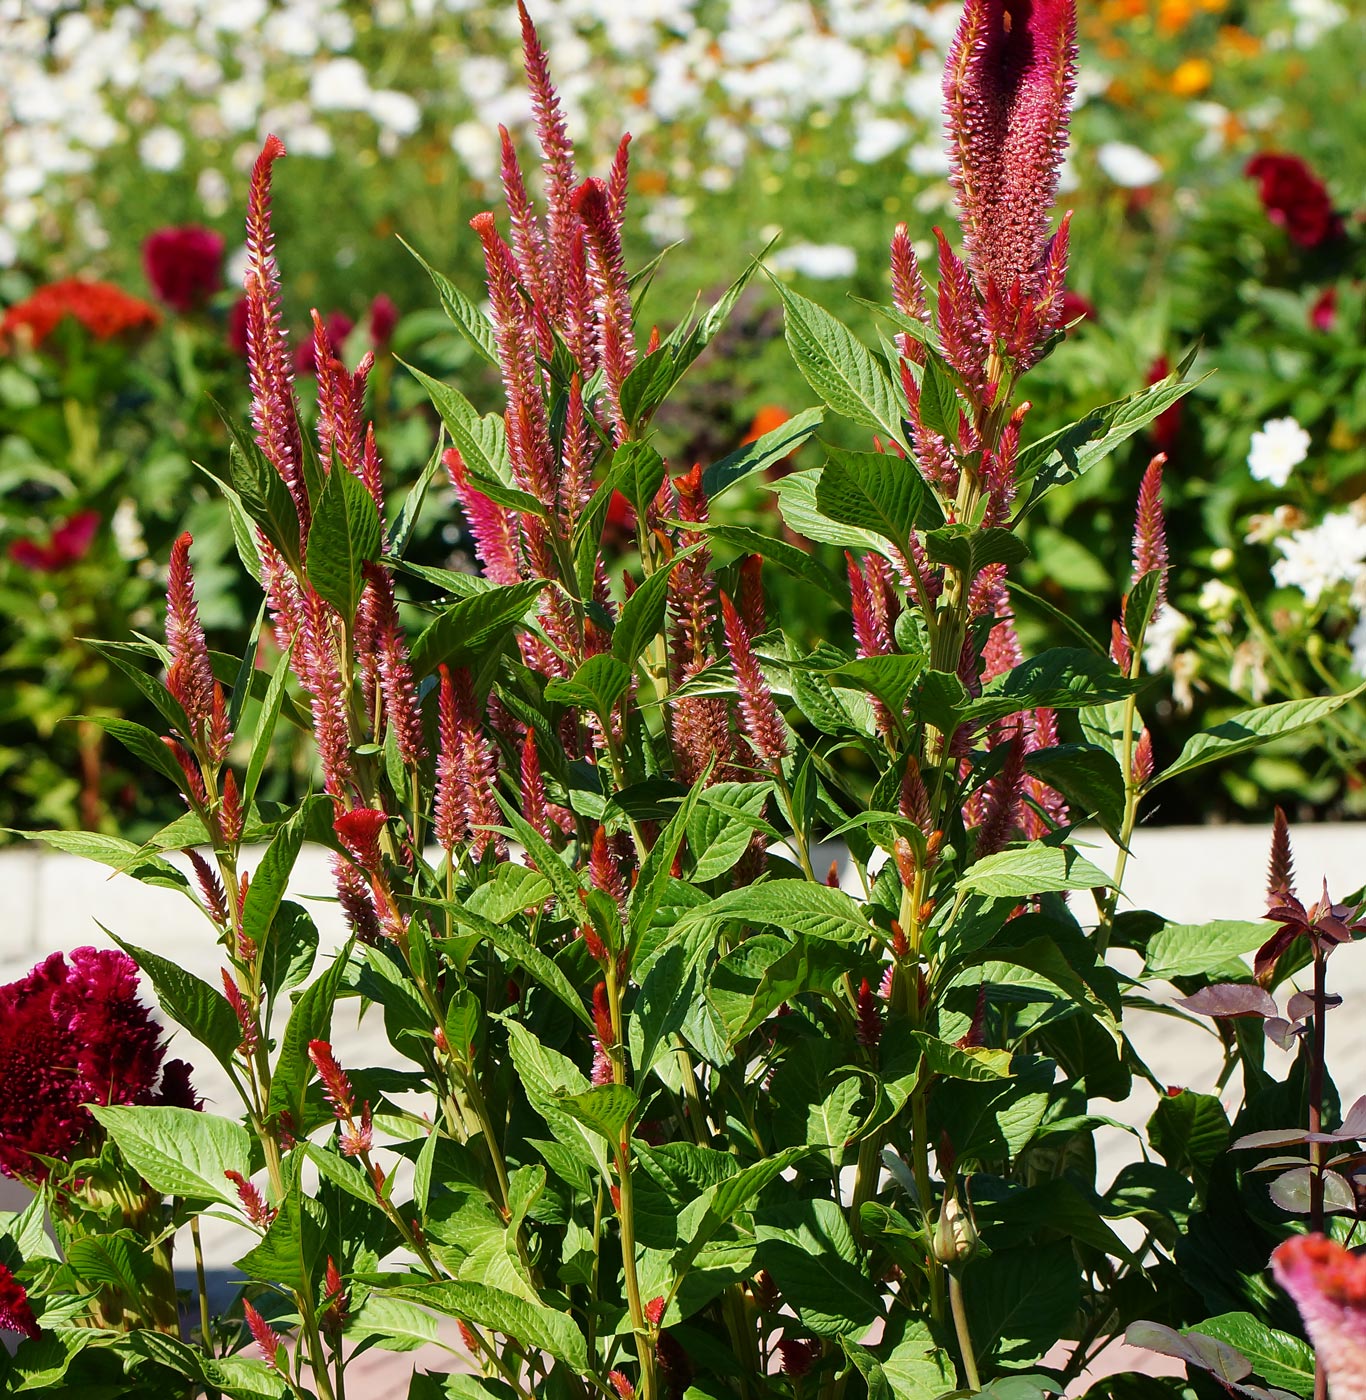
[65,1231,150,1299]
[267,944,352,1129]
[544,654,632,720]
[66,715,188,791]
[630,941,699,1079]
[776,282,907,448]
[876,1318,956,1398]
[1149,687,1366,789]
[410,580,546,677]
[815,445,932,546]
[207,396,303,569]
[924,526,1028,575]
[106,932,241,1070]
[5,828,189,893]
[960,843,1112,898]
[754,1199,881,1336]
[694,521,844,599]
[909,1031,1012,1081]
[386,1281,588,1371]
[307,462,382,620]
[80,639,192,741]
[388,428,448,558]
[241,795,322,948]
[969,648,1137,725]
[259,900,320,1002]
[556,1084,637,1143]
[401,237,498,365]
[89,1106,250,1204]
[503,1020,606,1174]
[1015,366,1210,512]
[126,1333,287,1400]
[464,864,554,924]
[703,406,824,498]
[630,773,709,943]
[1191,1313,1314,1395]
[915,351,962,445]
[1144,920,1274,980]
[1024,744,1127,838]
[236,1191,324,1294]
[679,880,877,945]
[400,360,517,498]
[686,781,772,882]
[1148,1090,1231,1199]
[613,550,694,666]
[772,469,888,554]
[242,642,295,813]
[963,1242,1081,1362]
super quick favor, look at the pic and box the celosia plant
[5,2,1360,1398]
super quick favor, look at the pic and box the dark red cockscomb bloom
[1246,153,1344,249]
[1309,286,1338,332]
[143,225,225,312]
[1145,357,1182,454]
[1060,288,1096,324]
[0,1263,39,1341]
[227,296,251,357]
[1,279,159,348]
[9,510,100,573]
[0,948,195,1181]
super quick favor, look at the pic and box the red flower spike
[889,223,930,362]
[720,591,788,762]
[1131,454,1168,607]
[645,1296,666,1327]
[340,1101,373,1158]
[0,1262,40,1341]
[307,1040,355,1119]
[189,850,230,925]
[361,564,425,764]
[297,589,353,799]
[1132,727,1154,786]
[457,1320,480,1354]
[497,124,553,312]
[608,1371,635,1400]
[738,554,766,640]
[333,853,384,945]
[369,293,398,348]
[1268,806,1296,904]
[582,924,608,964]
[446,452,520,587]
[856,978,883,1049]
[9,508,102,573]
[593,982,615,1047]
[244,1299,285,1371]
[221,970,259,1053]
[520,728,552,841]
[322,1256,349,1334]
[610,1183,622,1211]
[162,736,208,806]
[225,1170,275,1226]
[1110,618,1133,674]
[1271,1233,1366,1389]
[165,533,220,743]
[334,808,388,873]
[826,860,841,888]
[572,177,638,442]
[778,1338,819,1377]
[943,0,1077,295]
[591,825,628,907]
[1309,286,1338,333]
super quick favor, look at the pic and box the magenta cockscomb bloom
[0,949,197,1181]
[9,510,100,573]
[1272,1234,1366,1399]
[1246,153,1343,249]
[0,1263,39,1341]
[143,225,225,312]
[943,0,1078,294]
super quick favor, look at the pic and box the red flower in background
[1309,286,1338,332]
[0,279,159,348]
[0,948,198,1182]
[1246,153,1344,248]
[227,296,251,357]
[1060,288,1096,325]
[368,293,399,349]
[0,1263,39,1341]
[1146,357,1182,454]
[142,225,225,312]
[8,510,100,573]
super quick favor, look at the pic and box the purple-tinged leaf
[1285,990,1342,1021]
[1339,1093,1366,1139]
[1232,1129,1315,1151]
[1176,985,1277,1019]
[1125,1321,1253,1383]
[1245,1155,1310,1174]
[1267,1166,1358,1214]
[1263,1018,1299,1050]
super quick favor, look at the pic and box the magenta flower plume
[1246,153,1344,249]
[1268,805,1296,904]
[166,532,227,757]
[498,124,553,312]
[244,1299,286,1371]
[362,564,426,764]
[720,591,788,764]
[143,224,224,312]
[0,1263,39,1341]
[1131,453,1168,606]
[889,223,930,363]
[855,978,883,1049]
[242,135,307,536]
[572,176,637,442]
[520,728,552,841]
[435,665,507,861]
[0,949,194,1181]
[1272,1234,1366,1399]
[943,0,1077,294]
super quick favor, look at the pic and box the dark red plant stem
[1310,943,1327,1400]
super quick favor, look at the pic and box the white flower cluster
[0,0,1117,264]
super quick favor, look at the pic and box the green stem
[948,1272,980,1390]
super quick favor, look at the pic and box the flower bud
[932,1195,979,1265]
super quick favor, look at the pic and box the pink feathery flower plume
[572,175,637,442]
[166,532,230,760]
[242,136,307,537]
[244,1299,287,1371]
[721,592,788,764]
[436,665,508,862]
[1131,453,1168,606]
[498,124,553,316]
[1268,805,1296,904]
[361,564,426,764]
[297,590,353,799]
[444,450,521,588]
[943,0,1078,296]
[890,223,931,365]
[1272,1234,1366,1399]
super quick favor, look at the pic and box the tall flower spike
[165,533,218,746]
[572,177,637,441]
[890,223,930,364]
[721,592,788,764]
[362,564,426,763]
[1272,1234,1366,1400]
[435,664,465,854]
[943,0,1078,294]
[520,728,553,841]
[498,125,552,310]
[243,136,307,534]
[244,1299,286,1372]
[1268,806,1296,904]
[1131,453,1168,607]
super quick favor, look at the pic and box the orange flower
[1,278,159,349]
[1218,24,1261,55]
[1170,57,1212,95]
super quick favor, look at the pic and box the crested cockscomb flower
[0,1264,39,1341]
[334,807,389,874]
[1272,1234,1366,1399]
[1131,453,1168,607]
[244,1299,286,1371]
[0,949,194,1180]
[225,1169,276,1227]
[721,592,788,764]
[1,280,157,349]
[143,224,224,312]
[242,136,307,536]
[943,0,1078,293]
[7,509,101,574]
[855,978,883,1049]
[1268,806,1296,903]
[1246,153,1344,249]
[778,1337,819,1377]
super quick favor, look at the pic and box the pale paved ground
[2,823,1362,1392]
